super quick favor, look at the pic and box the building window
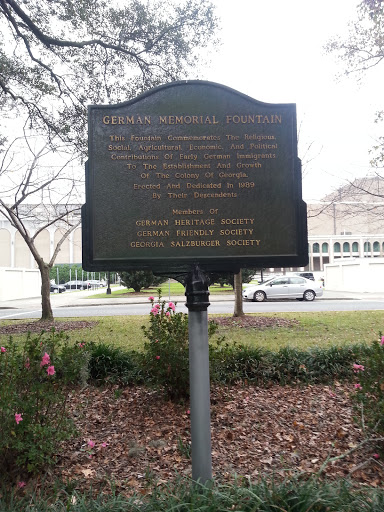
[352,242,359,253]
[343,242,350,254]
[373,241,380,252]
[364,241,371,252]
[313,243,320,253]
[322,242,328,254]
[334,242,341,253]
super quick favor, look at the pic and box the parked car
[84,280,104,288]
[64,280,87,290]
[50,283,66,294]
[290,272,315,281]
[242,276,323,302]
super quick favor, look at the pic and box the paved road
[1,288,384,319]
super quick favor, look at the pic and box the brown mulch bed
[0,316,296,335]
[52,383,384,494]
[0,320,97,335]
[0,316,295,335]
[213,315,299,329]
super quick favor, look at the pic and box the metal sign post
[185,265,212,483]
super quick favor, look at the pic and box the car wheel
[53,288,59,294]
[253,291,266,302]
[303,290,316,302]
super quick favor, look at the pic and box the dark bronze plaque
[82,81,308,273]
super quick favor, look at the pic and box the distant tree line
[119,269,259,293]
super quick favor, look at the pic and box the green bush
[209,341,364,386]
[0,329,90,477]
[261,346,308,384]
[88,342,144,385]
[353,332,384,435]
[258,345,361,385]
[210,341,265,383]
[120,270,164,292]
[85,336,367,393]
[302,345,362,383]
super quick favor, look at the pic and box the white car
[242,276,323,302]
[85,280,104,288]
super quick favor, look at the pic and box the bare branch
[317,436,384,476]
[50,218,81,267]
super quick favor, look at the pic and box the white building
[0,205,82,269]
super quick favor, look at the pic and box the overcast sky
[203,0,383,202]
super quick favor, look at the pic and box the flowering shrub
[353,332,384,436]
[0,328,90,477]
[142,294,190,401]
[142,292,219,401]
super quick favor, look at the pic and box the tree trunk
[233,270,244,317]
[40,263,53,321]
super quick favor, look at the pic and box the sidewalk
[1,287,384,311]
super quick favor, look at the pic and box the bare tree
[325,0,384,167]
[307,175,384,235]
[0,128,82,320]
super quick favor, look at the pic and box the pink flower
[156,355,160,360]
[46,365,55,376]
[373,453,380,459]
[78,342,85,348]
[101,442,108,448]
[154,303,161,309]
[381,336,384,346]
[353,363,365,373]
[25,358,30,369]
[40,352,50,367]
[148,296,155,301]
[1,347,6,353]
[354,383,362,390]
[88,440,95,448]
[17,481,26,489]
[186,409,190,415]
[15,413,23,424]
[166,311,170,317]
[155,339,159,343]
[150,307,159,315]
[168,302,176,311]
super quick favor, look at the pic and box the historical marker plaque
[82,81,308,273]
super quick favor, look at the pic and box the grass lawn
[86,281,238,299]
[217,310,383,350]
[2,310,382,352]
